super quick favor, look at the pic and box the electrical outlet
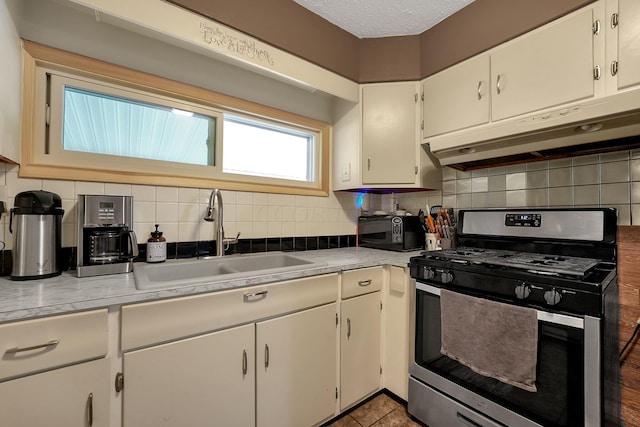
[342,164,351,182]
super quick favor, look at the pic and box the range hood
[425,87,640,171]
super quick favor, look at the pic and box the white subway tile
[548,158,571,169]
[156,186,179,202]
[526,161,548,171]
[253,192,269,205]
[601,161,630,183]
[600,151,629,163]
[506,190,526,207]
[132,185,156,202]
[471,177,488,192]
[525,170,548,189]
[506,173,526,190]
[75,181,105,196]
[612,205,631,226]
[456,178,472,193]
[236,205,253,222]
[572,165,598,185]
[487,191,506,208]
[178,203,201,222]
[456,193,472,209]
[572,154,599,165]
[505,164,525,173]
[488,174,506,191]
[236,191,253,205]
[471,192,488,208]
[178,187,199,204]
[235,222,254,239]
[549,168,571,187]
[7,172,42,198]
[156,202,179,223]
[43,180,75,199]
[134,201,156,223]
[632,205,640,225]
[252,205,268,222]
[456,170,472,179]
[267,222,283,238]
[549,187,572,206]
[574,185,599,206]
[442,167,457,181]
[487,166,506,176]
[253,221,268,238]
[104,183,132,196]
[525,189,548,207]
[600,183,630,205]
[268,205,282,222]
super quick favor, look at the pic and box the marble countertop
[0,247,421,323]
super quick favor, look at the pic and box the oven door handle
[415,282,584,329]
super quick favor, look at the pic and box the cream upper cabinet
[362,82,420,185]
[256,303,337,427]
[340,291,381,410]
[610,0,640,90]
[422,54,491,137]
[422,4,598,138]
[333,82,442,191]
[122,323,255,427]
[491,7,596,121]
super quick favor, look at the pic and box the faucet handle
[224,232,241,245]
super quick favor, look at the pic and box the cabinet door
[123,324,255,427]
[256,303,337,427]
[0,358,110,427]
[362,83,418,185]
[382,266,411,400]
[491,7,595,121]
[617,0,640,89]
[423,54,490,137]
[340,291,381,410]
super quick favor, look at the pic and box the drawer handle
[87,392,94,426]
[244,290,268,298]
[5,339,60,354]
[358,279,372,287]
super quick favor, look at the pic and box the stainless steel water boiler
[10,190,64,280]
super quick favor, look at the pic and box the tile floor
[325,393,426,427]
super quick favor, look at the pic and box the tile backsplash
[1,149,639,255]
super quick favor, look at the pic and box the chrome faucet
[204,189,239,256]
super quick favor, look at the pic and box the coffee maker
[77,195,138,277]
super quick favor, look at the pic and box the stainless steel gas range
[408,208,620,427]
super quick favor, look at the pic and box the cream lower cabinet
[0,357,110,427]
[122,323,255,427]
[256,303,337,427]
[381,266,412,400]
[340,291,381,410]
[123,304,337,427]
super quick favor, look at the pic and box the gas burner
[483,253,602,278]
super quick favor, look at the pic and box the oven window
[415,290,585,427]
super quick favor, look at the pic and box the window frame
[21,41,330,196]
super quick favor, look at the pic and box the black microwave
[358,215,425,251]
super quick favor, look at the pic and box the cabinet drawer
[0,309,108,381]
[342,267,383,299]
[121,273,339,351]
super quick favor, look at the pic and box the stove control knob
[422,267,435,280]
[544,288,562,306]
[514,283,531,300]
[440,271,454,284]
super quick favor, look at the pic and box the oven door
[409,282,602,427]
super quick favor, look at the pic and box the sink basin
[133,252,327,290]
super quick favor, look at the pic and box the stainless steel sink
[133,252,327,290]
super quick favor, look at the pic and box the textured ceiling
[293,0,476,39]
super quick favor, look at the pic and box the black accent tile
[306,236,318,250]
[234,239,252,254]
[177,241,197,258]
[318,236,329,250]
[267,238,281,252]
[348,235,357,247]
[197,240,214,257]
[0,250,12,276]
[166,242,177,259]
[251,238,267,253]
[281,237,294,252]
[135,244,147,263]
[328,236,339,249]
[294,237,306,252]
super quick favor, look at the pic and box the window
[22,41,329,196]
